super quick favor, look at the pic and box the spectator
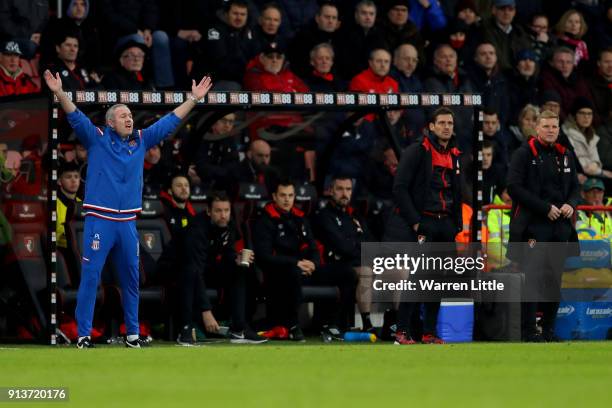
[40,0,102,72]
[589,47,612,122]
[287,1,341,78]
[56,160,82,275]
[253,3,289,54]
[326,118,376,195]
[455,0,482,30]
[590,0,612,56]
[254,179,355,338]
[576,178,612,239]
[389,43,426,140]
[100,0,174,88]
[158,0,208,89]
[143,144,173,193]
[482,107,510,167]
[335,0,385,80]
[312,176,372,330]
[508,48,540,124]
[539,46,594,120]
[0,0,48,59]
[539,89,562,117]
[303,43,346,92]
[467,42,510,125]
[527,13,553,62]
[44,32,98,90]
[406,0,447,33]
[508,103,538,155]
[193,0,257,90]
[424,44,474,149]
[349,48,398,94]
[481,140,506,205]
[441,18,474,67]
[243,43,313,182]
[276,0,319,40]
[378,0,424,59]
[479,0,531,71]
[192,113,241,191]
[101,39,154,91]
[0,40,39,96]
[554,9,589,67]
[159,173,196,238]
[230,139,279,197]
[178,191,267,345]
[562,97,612,179]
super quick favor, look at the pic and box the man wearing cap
[576,178,612,240]
[43,68,213,348]
[508,48,539,123]
[0,40,39,96]
[480,0,531,71]
[379,0,424,57]
[506,109,580,342]
[101,39,154,91]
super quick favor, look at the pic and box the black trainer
[229,328,268,344]
[289,325,306,342]
[125,336,151,348]
[321,325,343,341]
[177,326,196,346]
[76,336,94,349]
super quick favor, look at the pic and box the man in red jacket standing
[0,40,39,96]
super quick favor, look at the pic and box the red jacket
[243,57,309,93]
[349,68,398,94]
[349,68,398,120]
[243,57,310,138]
[0,67,39,97]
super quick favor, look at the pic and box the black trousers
[179,256,248,332]
[521,219,572,338]
[394,215,457,336]
[265,263,356,330]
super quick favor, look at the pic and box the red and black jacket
[253,202,320,270]
[393,132,463,231]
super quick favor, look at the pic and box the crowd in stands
[1,0,612,342]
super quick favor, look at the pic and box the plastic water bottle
[343,332,377,342]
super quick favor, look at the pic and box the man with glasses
[527,13,552,61]
[480,0,530,71]
[102,39,153,91]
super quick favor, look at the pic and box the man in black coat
[178,191,267,345]
[313,176,370,330]
[384,107,463,345]
[507,110,580,342]
[253,178,355,340]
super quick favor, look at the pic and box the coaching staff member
[385,107,463,345]
[44,69,212,348]
[506,110,580,342]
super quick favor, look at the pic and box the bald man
[230,139,279,198]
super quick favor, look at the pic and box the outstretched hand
[43,70,63,93]
[191,76,213,100]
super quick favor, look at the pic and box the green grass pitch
[1,341,611,407]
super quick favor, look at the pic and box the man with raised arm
[43,69,212,348]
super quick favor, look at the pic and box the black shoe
[522,333,545,343]
[321,325,343,341]
[229,328,268,344]
[177,326,196,346]
[125,336,151,348]
[76,336,94,349]
[380,309,397,341]
[543,331,562,342]
[289,325,306,342]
